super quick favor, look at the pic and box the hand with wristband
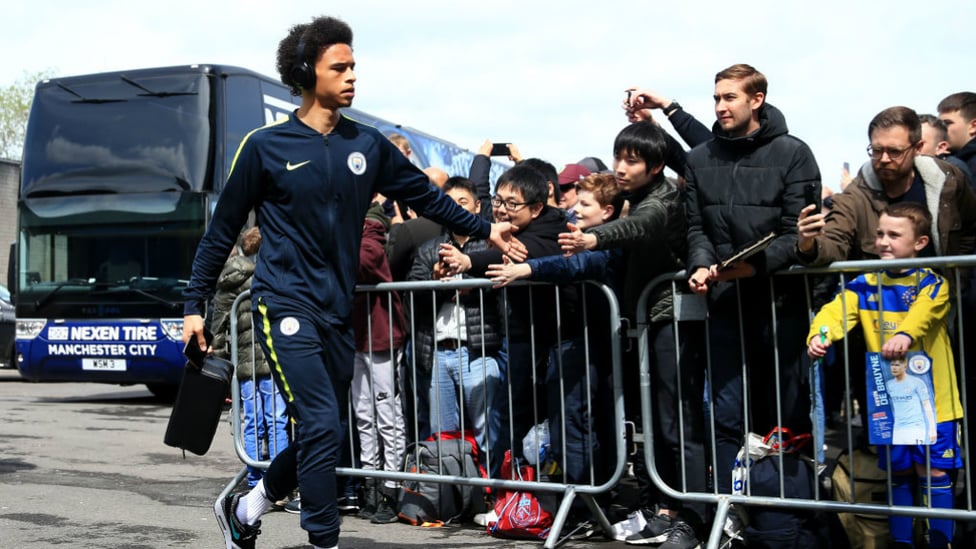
[622,86,681,122]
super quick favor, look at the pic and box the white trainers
[612,510,648,541]
[473,509,498,526]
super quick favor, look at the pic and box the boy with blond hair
[807,201,963,548]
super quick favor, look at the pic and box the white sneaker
[473,509,498,526]
[612,510,648,541]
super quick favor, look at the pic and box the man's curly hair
[276,16,353,96]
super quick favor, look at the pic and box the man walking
[182,15,522,549]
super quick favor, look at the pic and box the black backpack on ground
[740,452,848,549]
[397,434,485,525]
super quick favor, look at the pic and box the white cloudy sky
[2,0,973,189]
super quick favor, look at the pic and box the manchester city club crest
[347,152,367,175]
[280,317,300,336]
[908,353,932,375]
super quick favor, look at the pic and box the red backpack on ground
[487,449,553,540]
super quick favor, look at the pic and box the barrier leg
[545,486,576,549]
[705,496,730,549]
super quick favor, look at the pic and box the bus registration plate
[82,358,127,371]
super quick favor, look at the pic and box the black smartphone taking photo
[804,183,820,214]
[490,143,511,156]
[183,328,214,368]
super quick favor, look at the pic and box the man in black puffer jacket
[684,64,821,510]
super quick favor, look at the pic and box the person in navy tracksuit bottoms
[182,15,522,549]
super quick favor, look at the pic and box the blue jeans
[422,346,500,461]
[241,375,290,487]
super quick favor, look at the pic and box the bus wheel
[146,383,179,400]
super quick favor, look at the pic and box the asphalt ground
[0,368,633,548]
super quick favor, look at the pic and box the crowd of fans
[219,60,976,548]
[366,69,974,548]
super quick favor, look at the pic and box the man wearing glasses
[439,164,566,478]
[797,106,976,548]
[797,106,976,264]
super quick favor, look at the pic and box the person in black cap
[577,156,609,174]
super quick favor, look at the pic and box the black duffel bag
[164,355,233,456]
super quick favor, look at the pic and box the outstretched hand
[438,243,471,276]
[477,139,493,157]
[623,86,671,123]
[486,256,533,288]
[489,222,527,262]
[558,222,595,257]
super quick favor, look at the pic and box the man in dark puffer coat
[683,64,821,515]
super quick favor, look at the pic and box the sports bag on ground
[731,428,830,549]
[397,431,484,525]
[488,449,553,540]
[831,447,891,549]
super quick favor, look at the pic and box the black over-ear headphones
[290,32,315,91]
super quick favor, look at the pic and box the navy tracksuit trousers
[255,297,353,549]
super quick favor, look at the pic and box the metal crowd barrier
[222,277,628,548]
[635,255,976,549]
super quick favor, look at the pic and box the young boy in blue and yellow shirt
[807,202,963,548]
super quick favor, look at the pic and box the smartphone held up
[490,143,511,157]
[804,183,820,215]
